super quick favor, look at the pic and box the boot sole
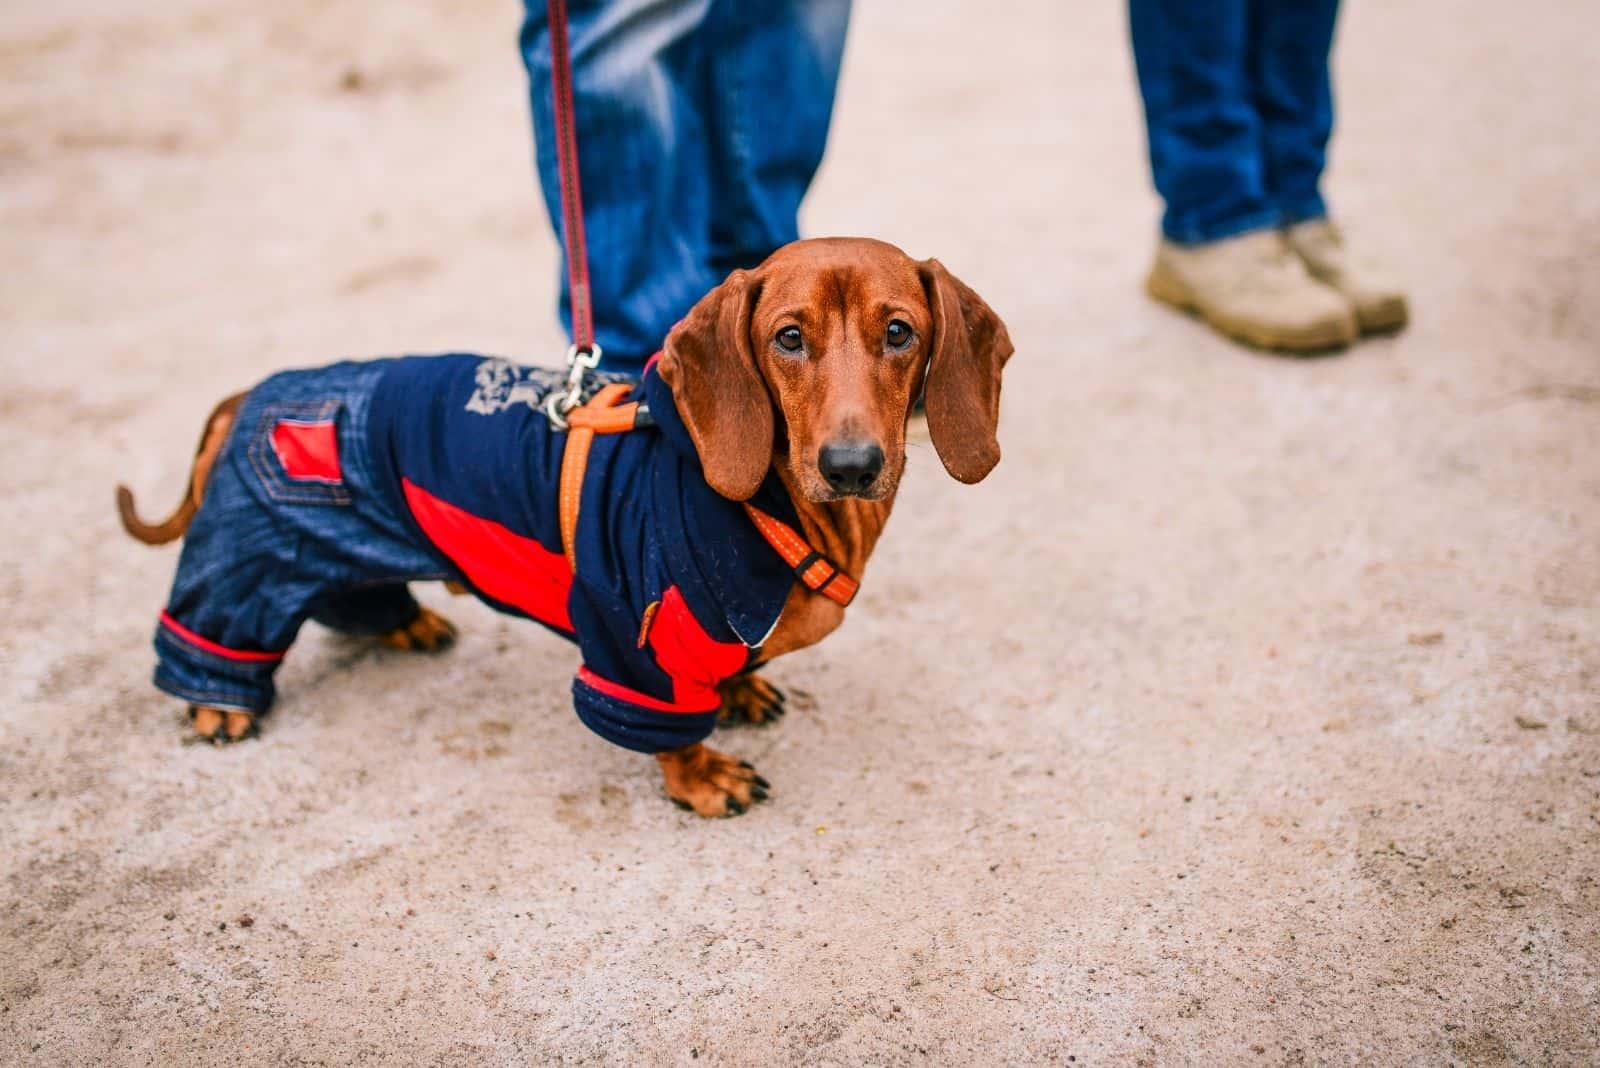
[1146,262,1358,354]
[1356,296,1409,335]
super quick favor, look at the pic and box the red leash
[546,0,594,355]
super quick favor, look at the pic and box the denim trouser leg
[310,583,422,636]
[1249,0,1340,225]
[520,0,849,371]
[153,363,447,715]
[1131,0,1276,244]
[701,0,849,276]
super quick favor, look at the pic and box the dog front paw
[656,743,770,818]
[377,607,458,653]
[716,673,786,727]
[190,705,257,744]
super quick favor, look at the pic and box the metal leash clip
[544,343,603,431]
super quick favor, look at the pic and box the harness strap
[556,390,859,608]
[558,382,634,571]
[742,505,859,607]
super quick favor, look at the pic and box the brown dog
[119,237,1013,816]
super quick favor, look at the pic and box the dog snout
[817,440,885,495]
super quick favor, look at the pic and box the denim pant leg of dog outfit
[152,360,446,714]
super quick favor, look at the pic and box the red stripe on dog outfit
[576,666,714,715]
[401,478,574,631]
[270,419,342,483]
[159,611,286,662]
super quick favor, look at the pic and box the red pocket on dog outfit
[270,419,341,483]
[248,400,351,506]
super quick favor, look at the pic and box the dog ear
[658,269,774,501]
[918,259,1014,484]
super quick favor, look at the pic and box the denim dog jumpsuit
[151,355,802,753]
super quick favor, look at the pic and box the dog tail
[116,483,197,545]
[116,391,248,545]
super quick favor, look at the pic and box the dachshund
[117,237,1013,816]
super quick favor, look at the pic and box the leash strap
[546,0,593,354]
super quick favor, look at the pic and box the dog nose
[818,440,885,494]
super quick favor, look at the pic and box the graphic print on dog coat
[152,355,802,752]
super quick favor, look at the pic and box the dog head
[658,237,1014,503]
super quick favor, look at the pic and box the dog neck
[772,462,893,584]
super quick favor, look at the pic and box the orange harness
[557,383,859,608]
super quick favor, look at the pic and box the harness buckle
[544,343,603,431]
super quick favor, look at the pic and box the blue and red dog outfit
[152,354,822,753]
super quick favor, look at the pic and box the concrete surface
[3,0,1598,1063]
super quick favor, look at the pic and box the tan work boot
[1146,229,1357,353]
[1285,219,1409,334]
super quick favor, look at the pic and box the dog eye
[885,320,913,349]
[775,326,803,352]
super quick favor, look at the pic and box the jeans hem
[153,673,273,715]
[1276,200,1330,229]
[1161,208,1284,247]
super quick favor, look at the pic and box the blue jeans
[520,0,851,371]
[1130,0,1340,245]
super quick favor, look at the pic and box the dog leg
[190,705,257,743]
[656,743,770,818]
[376,606,458,653]
[716,673,786,727]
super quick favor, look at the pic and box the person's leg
[520,0,718,371]
[1249,0,1407,333]
[1131,0,1355,352]
[1129,0,1276,244]
[1248,0,1340,225]
[701,0,850,276]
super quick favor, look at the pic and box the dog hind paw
[377,607,458,653]
[190,705,257,744]
[716,673,786,727]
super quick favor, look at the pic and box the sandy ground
[3,0,1599,1063]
